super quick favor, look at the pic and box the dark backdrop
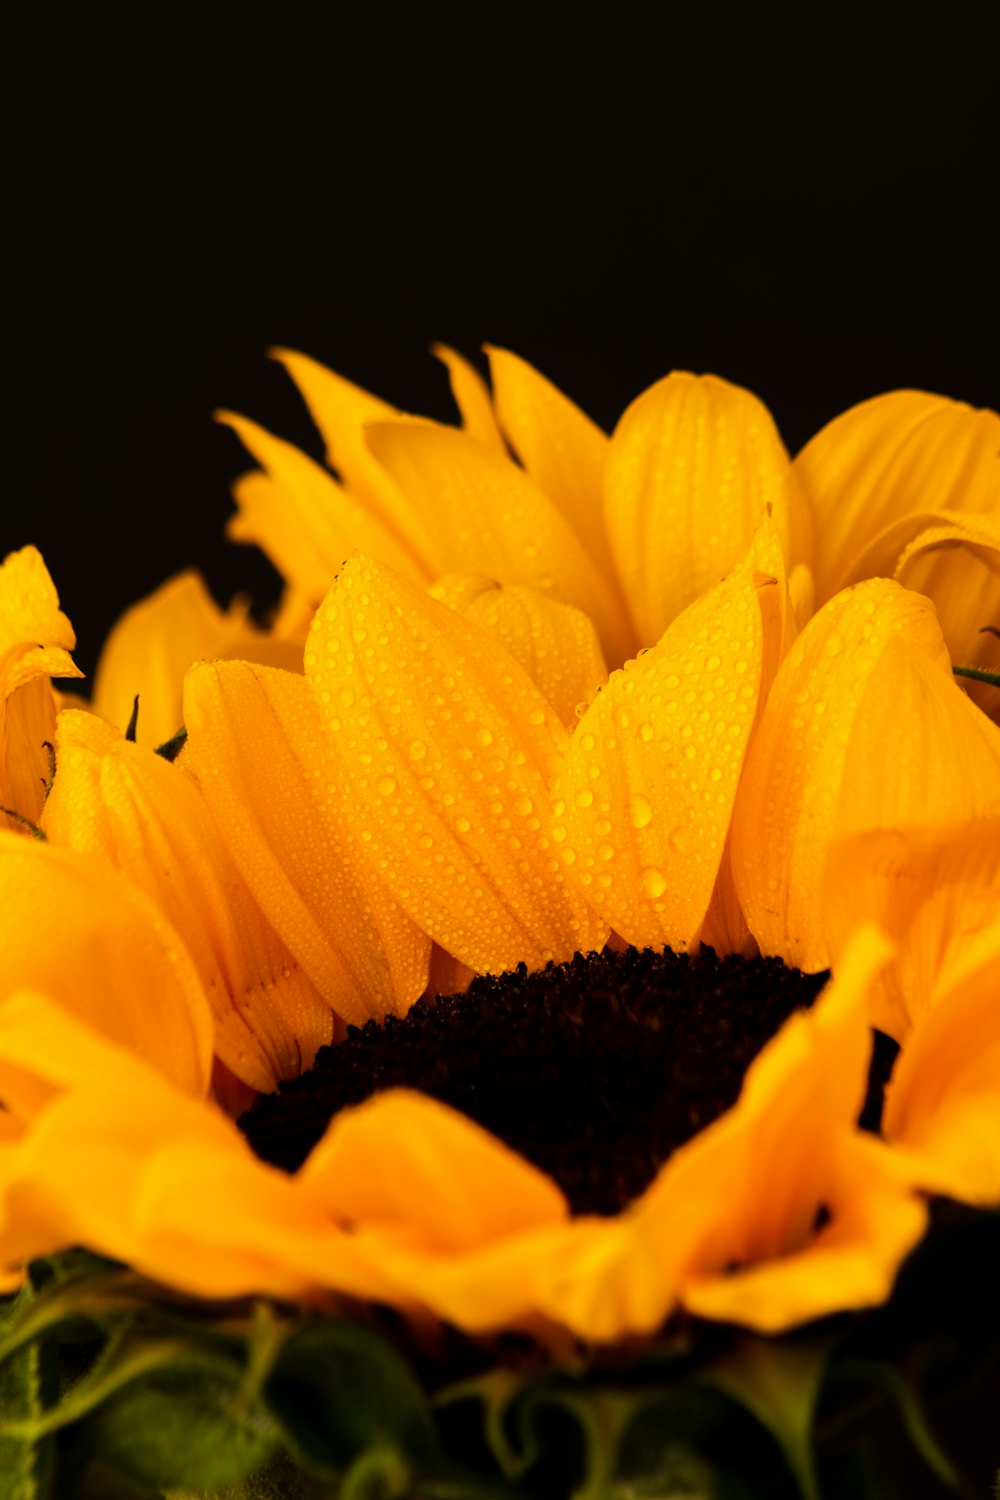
[7,2,999,677]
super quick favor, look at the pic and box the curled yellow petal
[364,420,636,667]
[823,820,1000,1042]
[0,546,82,829]
[0,834,212,1097]
[883,920,1000,1205]
[42,709,336,1093]
[300,1089,567,1253]
[431,344,506,451]
[428,575,608,730]
[305,555,608,974]
[221,411,429,594]
[793,389,1000,607]
[634,926,926,1332]
[183,660,431,1026]
[731,580,1000,972]
[603,372,809,648]
[554,546,767,951]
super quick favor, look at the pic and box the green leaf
[697,1331,840,1500]
[826,1358,960,1490]
[263,1320,437,1481]
[0,1284,58,1500]
[78,1350,279,1491]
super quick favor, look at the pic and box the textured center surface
[236,946,875,1216]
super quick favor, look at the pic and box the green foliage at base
[0,1205,997,1499]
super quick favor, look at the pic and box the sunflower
[1,352,999,1498]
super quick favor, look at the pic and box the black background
[6,2,999,678]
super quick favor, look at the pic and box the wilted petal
[428,575,608,730]
[731,580,1000,972]
[793,390,1000,607]
[365,420,636,667]
[603,373,809,648]
[42,710,336,1093]
[221,411,429,593]
[305,556,608,974]
[0,834,212,1097]
[554,546,769,951]
[183,660,431,1025]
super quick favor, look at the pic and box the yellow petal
[0,1000,383,1304]
[431,344,506,451]
[0,834,212,1097]
[92,570,292,748]
[635,926,926,1331]
[305,555,608,974]
[364,420,636,667]
[883,920,1000,1205]
[183,660,430,1025]
[603,373,809,647]
[42,709,336,1093]
[823,820,1000,1042]
[0,547,82,829]
[553,546,768,951]
[793,389,1000,607]
[427,575,608,730]
[300,1089,566,1253]
[221,412,429,593]
[271,347,437,575]
[486,345,621,588]
[731,580,1000,972]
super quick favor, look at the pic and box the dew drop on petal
[641,866,667,899]
[629,794,653,829]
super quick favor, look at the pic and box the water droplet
[339,687,355,708]
[475,727,494,747]
[823,631,843,657]
[417,834,434,849]
[575,789,594,808]
[638,722,654,743]
[514,796,533,816]
[683,744,697,760]
[629,794,653,829]
[407,739,426,760]
[579,733,596,752]
[455,815,471,833]
[641,866,667,899]
[529,708,546,726]
[668,827,688,853]
[598,843,614,861]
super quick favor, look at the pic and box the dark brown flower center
[239,946,897,1216]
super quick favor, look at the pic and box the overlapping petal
[432,344,506,451]
[731,580,1000,972]
[793,389,1000,607]
[304,555,608,974]
[553,538,774,952]
[42,709,336,1093]
[427,574,608,730]
[182,659,431,1026]
[92,569,300,747]
[0,546,82,830]
[0,834,212,1097]
[603,373,811,648]
[221,411,428,596]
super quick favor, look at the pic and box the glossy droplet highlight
[629,794,652,829]
[641,866,667,899]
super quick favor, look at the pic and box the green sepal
[698,1329,840,1500]
[823,1358,960,1491]
[953,664,1000,688]
[155,728,188,762]
[262,1320,438,1482]
[0,1282,58,1500]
